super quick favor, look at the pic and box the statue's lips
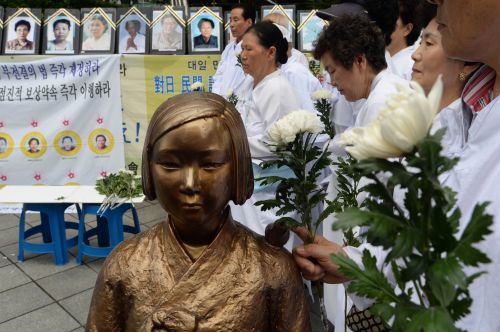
[182,203,203,210]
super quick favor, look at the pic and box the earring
[459,72,466,82]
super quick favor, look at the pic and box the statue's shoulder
[103,221,167,273]
[232,221,294,262]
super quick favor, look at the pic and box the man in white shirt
[387,0,424,80]
[212,4,254,97]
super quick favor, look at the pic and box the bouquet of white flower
[225,88,239,106]
[190,81,204,92]
[333,78,493,331]
[257,109,333,331]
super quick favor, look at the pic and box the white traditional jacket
[212,41,246,97]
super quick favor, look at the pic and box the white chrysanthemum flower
[268,110,324,146]
[338,76,443,160]
[311,89,333,101]
[190,81,204,91]
[225,88,234,98]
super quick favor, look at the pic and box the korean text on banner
[0,55,124,185]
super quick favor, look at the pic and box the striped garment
[462,65,496,112]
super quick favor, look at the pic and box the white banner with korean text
[0,55,124,186]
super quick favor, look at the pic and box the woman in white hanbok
[229,21,301,246]
[294,7,488,331]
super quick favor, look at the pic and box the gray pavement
[0,201,166,332]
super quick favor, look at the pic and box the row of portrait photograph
[0,6,327,55]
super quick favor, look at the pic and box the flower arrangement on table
[95,169,143,214]
[255,109,334,332]
[331,78,493,330]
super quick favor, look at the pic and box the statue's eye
[159,162,180,170]
[201,162,224,170]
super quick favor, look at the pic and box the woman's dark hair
[245,21,288,65]
[53,18,71,30]
[399,0,423,46]
[62,135,74,142]
[420,3,437,28]
[15,19,31,32]
[95,134,107,142]
[197,17,215,30]
[28,137,39,145]
[364,0,399,46]
[126,20,141,31]
[314,14,386,72]
[90,14,109,33]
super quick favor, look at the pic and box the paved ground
[0,200,166,332]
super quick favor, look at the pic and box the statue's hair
[142,92,254,204]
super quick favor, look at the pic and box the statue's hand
[142,308,197,332]
[265,221,290,247]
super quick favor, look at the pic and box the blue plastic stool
[76,203,140,264]
[18,203,80,265]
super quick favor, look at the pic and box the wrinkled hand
[292,227,349,284]
[127,37,137,50]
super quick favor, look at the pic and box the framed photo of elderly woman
[150,6,185,55]
[261,5,296,47]
[297,10,327,53]
[42,9,80,55]
[117,7,150,54]
[79,8,116,54]
[187,7,223,54]
[2,8,41,55]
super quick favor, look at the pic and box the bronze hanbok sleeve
[263,245,312,332]
[86,252,129,332]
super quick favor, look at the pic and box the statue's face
[151,117,233,235]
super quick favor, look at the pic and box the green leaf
[454,202,493,266]
[332,251,399,303]
[370,303,394,323]
[428,256,466,307]
[406,307,458,332]
[387,228,420,260]
[458,202,493,246]
[400,255,427,282]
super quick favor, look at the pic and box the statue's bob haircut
[142,92,254,205]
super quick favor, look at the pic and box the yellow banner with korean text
[120,54,219,175]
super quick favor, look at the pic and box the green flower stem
[402,257,425,306]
